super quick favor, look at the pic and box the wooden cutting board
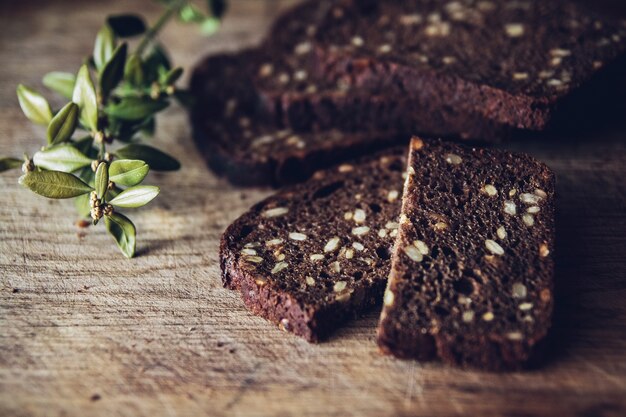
[1,1,625,416]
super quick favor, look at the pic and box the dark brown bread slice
[266,0,626,131]
[221,148,407,341]
[377,137,555,371]
[189,50,405,186]
[252,0,510,141]
[259,86,509,141]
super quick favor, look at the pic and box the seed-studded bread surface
[252,0,510,140]
[190,50,405,186]
[221,148,407,342]
[263,0,626,130]
[378,137,555,371]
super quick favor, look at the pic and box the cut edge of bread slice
[377,137,555,371]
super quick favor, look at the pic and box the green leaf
[105,96,168,121]
[162,67,183,86]
[200,17,221,35]
[73,141,98,187]
[143,44,171,84]
[73,136,96,156]
[115,144,180,171]
[146,44,171,70]
[109,119,139,142]
[33,144,93,172]
[124,54,144,86]
[140,117,156,137]
[109,159,149,186]
[108,185,159,208]
[0,157,23,173]
[99,42,128,99]
[93,24,116,70]
[208,0,227,18]
[16,84,53,125]
[75,192,91,217]
[107,14,146,37]
[43,72,76,99]
[72,65,98,132]
[95,161,109,199]
[47,102,79,145]
[108,185,122,199]
[77,164,96,188]
[179,4,206,23]
[109,116,155,142]
[105,212,136,258]
[19,170,93,199]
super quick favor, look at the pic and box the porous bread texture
[221,148,407,341]
[378,137,555,371]
[253,0,511,140]
[189,50,405,186]
[261,0,626,130]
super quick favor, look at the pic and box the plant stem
[99,140,106,159]
[136,3,181,56]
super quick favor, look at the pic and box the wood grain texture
[0,1,625,416]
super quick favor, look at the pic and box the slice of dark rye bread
[252,1,510,141]
[189,50,405,186]
[256,70,509,141]
[262,0,626,131]
[220,148,407,341]
[377,137,555,371]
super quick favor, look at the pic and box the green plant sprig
[1,0,227,258]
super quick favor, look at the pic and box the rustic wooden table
[1,1,625,416]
